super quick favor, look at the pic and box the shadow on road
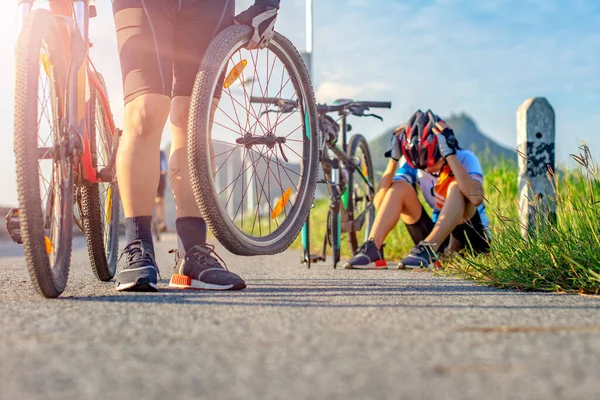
[62,279,600,310]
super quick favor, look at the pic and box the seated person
[344,109,490,269]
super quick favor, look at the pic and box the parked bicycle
[9,2,318,297]
[8,1,120,298]
[305,100,391,268]
[249,98,391,268]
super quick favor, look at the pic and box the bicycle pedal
[5,208,23,244]
[309,254,325,263]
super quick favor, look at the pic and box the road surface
[1,234,599,400]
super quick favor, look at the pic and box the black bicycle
[250,97,391,268]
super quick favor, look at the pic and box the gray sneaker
[169,244,246,290]
[116,240,159,292]
[343,239,387,269]
[397,241,441,269]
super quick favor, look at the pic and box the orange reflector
[362,162,368,176]
[40,53,51,77]
[271,188,292,219]
[223,59,247,88]
[106,187,113,222]
[44,236,54,254]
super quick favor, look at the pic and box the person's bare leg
[370,180,422,249]
[169,96,219,217]
[425,181,476,250]
[115,93,170,291]
[118,94,171,217]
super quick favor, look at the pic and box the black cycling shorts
[112,0,234,104]
[406,206,490,254]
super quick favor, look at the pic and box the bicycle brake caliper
[5,208,23,244]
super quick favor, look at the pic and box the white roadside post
[517,97,556,238]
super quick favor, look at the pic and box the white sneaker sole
[169,274,237,290]
[115,281,159,291]
[343,260,388,269]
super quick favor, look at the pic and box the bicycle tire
[188,25,318,256]
[14,10,73,298]
[80,72,120,281]
[346,134,375,253]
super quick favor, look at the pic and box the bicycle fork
[328,159,342,269]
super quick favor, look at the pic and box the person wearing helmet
[344,109,490,269]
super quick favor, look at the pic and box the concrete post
[517,97,556,238]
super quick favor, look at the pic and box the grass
[448,144,600,294]
[292,144,600,294]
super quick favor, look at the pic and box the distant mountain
[369,112,517,174]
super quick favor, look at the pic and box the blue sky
[0,0,599,206]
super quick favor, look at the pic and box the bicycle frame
[302,101,390,268]
[320,110,375,218]
[18,0,117,185]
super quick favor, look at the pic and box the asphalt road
[1,234,599,400]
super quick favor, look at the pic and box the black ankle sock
[176,217,207,253]
[124,216,153,249]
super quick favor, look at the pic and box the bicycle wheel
[14,10,73,298]
[346,134,375,253]
[80,72,120,281]
[188,25,318,255]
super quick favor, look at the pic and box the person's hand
[386,125,404,161]
[431,118,459,158]
[235,3,279,50]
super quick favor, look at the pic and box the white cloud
[316,81,360,103]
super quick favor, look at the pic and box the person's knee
[447,180,460,194]
[170,96,191,129]
[124,94,170,138]
[390,179,415,196]
[389,180,421,223]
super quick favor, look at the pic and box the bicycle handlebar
[249,96,297,107]
[250,97,392,117]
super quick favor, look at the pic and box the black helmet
[397,109,443,169]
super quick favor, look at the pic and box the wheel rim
[206,38,313,244]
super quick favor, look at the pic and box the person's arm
[374,125,405,210]
[373,159,398,210]
[445,155,484,206]
[433,120,484,206]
